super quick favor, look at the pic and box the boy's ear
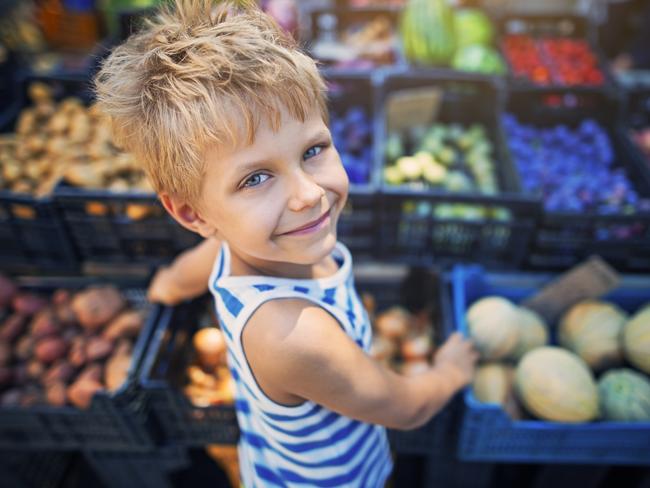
[160,193,217,239]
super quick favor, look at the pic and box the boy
[95,1,478,486]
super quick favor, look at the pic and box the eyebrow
[233,128,331,180]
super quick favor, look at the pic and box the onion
[193,327,226,371]
[375,307,411,340]
[401,334,433,361]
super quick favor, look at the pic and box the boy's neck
[228,246,339,280]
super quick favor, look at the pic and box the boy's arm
[243,299,478,430]
[147,238,221,305]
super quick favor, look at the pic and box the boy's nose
[287,170,325,212]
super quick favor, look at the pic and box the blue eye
[304,145,324,160]
[242,173,270,188]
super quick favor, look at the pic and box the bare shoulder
[244,298,339,354]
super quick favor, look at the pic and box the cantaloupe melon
[622,304,650,375]
[559,301,627,371]
[466,296,520,360]
[473,363,514,405]
[510,307,548,361]
[515,346,599,422]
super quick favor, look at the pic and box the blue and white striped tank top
[208,241,393,488]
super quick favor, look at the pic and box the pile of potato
[0,82,151,196]
[0,274,145,409]
[365,293,437,375]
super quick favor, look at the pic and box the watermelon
[452,45,506,75]
[454,9,494,48]
[598,369,650,421]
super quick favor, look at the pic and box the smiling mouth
[281,208,332,235]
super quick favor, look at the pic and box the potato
[35,103,55,119]
[26,359,45,380]
[16,109,36,135]
[64,164,103,188]
[68,112,91,143]
[43,360,76,386]
[30,309,59,339]
[78,363,103,383]
[15,335,33,361]
[34,337,68,364]
[46,381,67,407]
[59,97,83,113]
[103,310,143,341]
[67,378,103,409]
[68,336,87,368]
[105,349,131,391]
[0,314,26,342]
[28,82,53,104]
[12,293,48,316]
[51,289,71,306]
[72,286,125,331]
[2,160,22,183]
[0,274,17,308]
[85,336,113,362]
[46,111,69,133]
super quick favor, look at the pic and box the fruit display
[0,274,145,409]
[184,326,234,408]
[465,290,650,424]
[400,3,505,74]
[503,115,650,215]
[598,369,650,421]
[0,82,150,196]
[384,123,500,195]
[502,35,604,86]
[330,106,373,184]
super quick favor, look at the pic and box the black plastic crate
[84,445,190,488]
[140,265,459,454]
[305,7,402,70]
[377,70,540,268]
[0,450,73,488]
[325,70,382,261]
[498,14,616,90]
[0,276,159,451]
[55,186,202,266]
[504,89,650,272]
[0,192,79,273]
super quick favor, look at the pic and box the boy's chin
[288,232,338,264]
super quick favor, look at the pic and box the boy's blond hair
[95,0,327,205]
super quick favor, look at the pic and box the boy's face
[198,105,349,269]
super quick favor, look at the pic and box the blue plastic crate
[450,265,650,465]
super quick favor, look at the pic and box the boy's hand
[147,266,184,305]
[433,332,479,390]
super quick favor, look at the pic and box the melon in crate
[515,346,599,422]
[473,362,523,419]
[466,296,520,360]
[622,304,650,375]
[558,301,627,371]
[509,307,548,361]
[598,368,650,421]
